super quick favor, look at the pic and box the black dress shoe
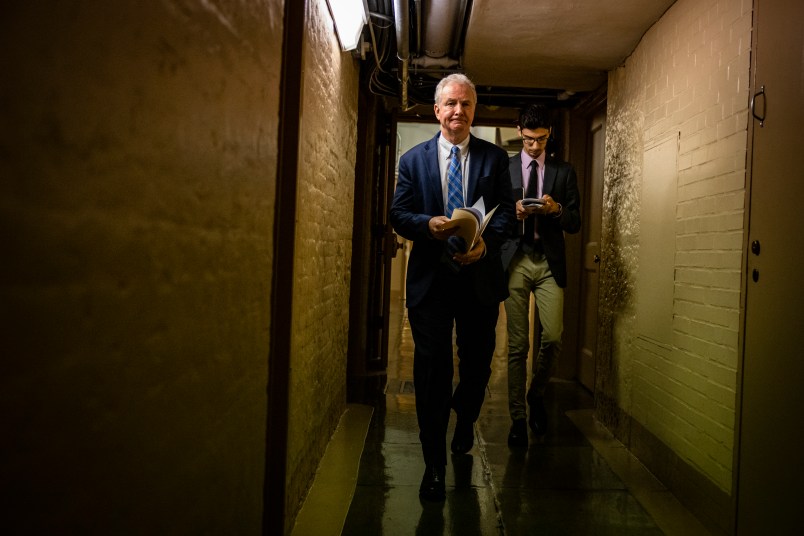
[507,418,528,447]
[528,393,547,436]
[450,419,474,454]
[419,465,446,501]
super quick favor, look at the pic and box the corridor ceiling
[364,0,676,111]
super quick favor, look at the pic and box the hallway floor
[339,298,712,536]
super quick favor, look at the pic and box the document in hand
[442,198,499,251]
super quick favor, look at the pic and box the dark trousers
[408,266,500,467]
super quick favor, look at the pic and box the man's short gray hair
[434,74,477,105]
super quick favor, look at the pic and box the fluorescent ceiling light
[327,0,368,51]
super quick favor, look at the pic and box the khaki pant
[504,249,563,421]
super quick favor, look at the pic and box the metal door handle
[751,85,766,127]
[593,254,600,264]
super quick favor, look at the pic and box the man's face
[519,126,551,159]
[434,82,475,142]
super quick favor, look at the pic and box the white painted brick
[675,284,740,309]
[673,332,738,368]
[711,230,744,250]
[284,0,360,525]
[676,212,744,236]
[674,299,740,330]
[700,123,719,145]
[673,313,737,350]
[605,0,750,493]
[632,364,733,481]
[675,249,743,269]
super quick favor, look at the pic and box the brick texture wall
[599,0,751,493]
[1,1,281,532]
[283,0,360,530]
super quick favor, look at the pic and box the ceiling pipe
[410,55,459,69]
[409,0,465,77]
[394,0,471,107]
[393,0,409,61]
[414,0,422,56]
[393,0,410,109]
[450,0,470,59]
[422,0,465,58]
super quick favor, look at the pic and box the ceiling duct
[422,0,465,58]
[393,0,471,107]
[410,0,466,71]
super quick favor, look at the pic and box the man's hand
[515,199,532,220]
[429,216,458,240]
[453,236,486,266]
[517,195,560,219]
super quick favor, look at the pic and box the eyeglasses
[521,134,550,146]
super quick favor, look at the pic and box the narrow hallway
[341,298,711,535]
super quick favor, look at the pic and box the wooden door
[347,98,398,400]
[578,111,605,391]
[736,0,804,532]
[366,116,398,373]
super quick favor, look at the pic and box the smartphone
[522,197,546,207]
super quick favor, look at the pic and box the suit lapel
[510,153,525,237]
[425,134,445,214]
[543,157,558,196]
[466,134,496,208]
[509,153,523,189]
[466,135,483,205]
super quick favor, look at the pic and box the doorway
[578,109,606,392]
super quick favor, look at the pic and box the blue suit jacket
[500,152,581,288]
[390,133,515,308]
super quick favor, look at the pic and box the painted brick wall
[600,0,751,493]
[283,0,360,530]
[1,1,281,532]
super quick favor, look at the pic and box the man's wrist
[552,203,563,217]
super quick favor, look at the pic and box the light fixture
[326,0,369,51]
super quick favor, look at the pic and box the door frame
[264,0,305,533]
[347,78,396,401]
[568,88,607,388]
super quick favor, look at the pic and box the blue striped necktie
[446,146,463,217]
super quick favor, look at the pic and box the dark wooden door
[347,98,398,399]
[578,110,605,391]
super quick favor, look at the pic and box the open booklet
[441,197,499,251]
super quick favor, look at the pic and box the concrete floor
[294,298,712,536]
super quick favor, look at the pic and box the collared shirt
[521,149,547,241]
[437,133,471,212]
[520,149,546,198]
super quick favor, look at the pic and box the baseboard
[290,404,374,536]
[594,393,734,535]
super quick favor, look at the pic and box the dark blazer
[500,152,581,288]
[390,133,515,308]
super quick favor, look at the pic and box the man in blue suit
[500,104,581,447]
[390,74,514,501]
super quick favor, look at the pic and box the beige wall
[598,0,750,496]
[283,0,361,530]
[1,1,282,532]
